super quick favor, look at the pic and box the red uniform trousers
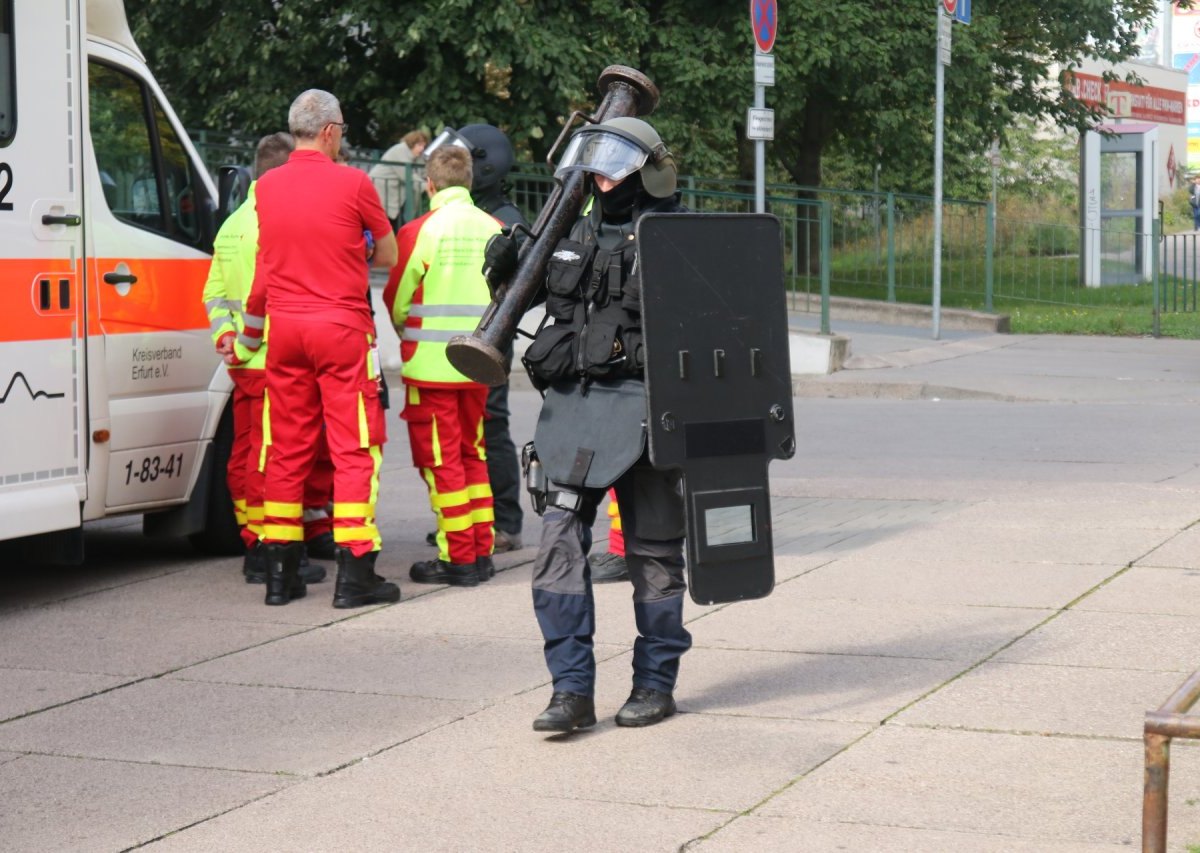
[606,489,625,557]
[227,368,336,550]
[402,384,494,565]
[261,317,386,558]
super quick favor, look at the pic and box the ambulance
[0,0,243,559]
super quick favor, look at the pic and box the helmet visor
[423,128,471,161]
[554,129,648,182]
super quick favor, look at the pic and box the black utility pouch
[522,324,578,390]
[581,316,627,378]
[545,240,593,321]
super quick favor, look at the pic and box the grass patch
[784,253,1200,338]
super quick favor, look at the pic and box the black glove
[482,228,519,296]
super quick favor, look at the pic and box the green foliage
[127,0,1169,194]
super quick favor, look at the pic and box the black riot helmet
[554,116,677,198]
[424,123,516,194]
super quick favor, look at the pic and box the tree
[127,0,1172,193]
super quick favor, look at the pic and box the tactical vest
[524,192,684,389]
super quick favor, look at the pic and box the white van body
[0,0,237,555]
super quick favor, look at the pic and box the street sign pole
[932,6,950,341]
[749,0,777,214]
[755,62,766,213]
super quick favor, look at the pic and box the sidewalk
[3,315,1200,851]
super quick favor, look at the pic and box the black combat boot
[409,558,479,587]
[475,555,495,583]
[242,542,265,583]
[532,692,596,733]
[589,552,629,584]
[263,542,307,606]
[332,548,400,609]
[615,686,676,727]
[305,531,337,560]
[246,541,326,585]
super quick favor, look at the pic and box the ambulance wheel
[189,405,242,555]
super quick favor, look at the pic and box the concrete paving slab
[676,647,962,723]
[850,523,1172,567]
[1077,566,1200,617]
[37,560,367,627]
[0,607,305,677]
[0,667,128,722]
[948,499,1200,531]
[893,660,1185,739]
[784,554,1118,608]
[690,582,1052,662]
[994,610,1200,672]
[0,753,288,852]
[758,726,1200,847]
[147,781,726,853]
[1136,527,1200,569]
[0,750,19,768]
[0,679,471,776]
[690,814,1130,852]
[175,624,557,702]
[304,682,868,813]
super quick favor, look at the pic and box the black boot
[250,543,325,584]
[532,692,596,733]
[475,555,495,583]
[409,558,479,587]
[305,531,337,560]
[615,686,676,727]
[242,542,266,584]
[298,545,327,584]
[589,552,629,584]
[333,548,400,609]
[264,542,306,606]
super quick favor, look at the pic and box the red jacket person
[238,89,399,608]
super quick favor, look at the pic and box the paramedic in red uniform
[238,88,399,608]
[384,145,501,587]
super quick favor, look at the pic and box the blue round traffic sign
[751,0,778,54]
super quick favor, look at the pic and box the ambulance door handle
[103,272,138,285]
[41,214,82,226]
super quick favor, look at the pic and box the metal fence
[193,137,1195,335]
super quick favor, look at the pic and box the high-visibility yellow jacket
[383,185,500,387]
[202,182,267,371]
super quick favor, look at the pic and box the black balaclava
[596,172,644,222]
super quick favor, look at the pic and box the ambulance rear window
[0,2,13,145]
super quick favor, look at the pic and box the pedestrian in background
[237,88,399,608]
[1189,175,1200,230]
[384,145,501,587]
[370,129,430,231]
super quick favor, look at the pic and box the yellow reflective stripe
[233,498,247,512]
[431,415,442,467]
[263,524,304,541]
[334,525,380,542]
[466,484,492,500]
[264,501,303,517]
[470,507,495,524]
[233,509,248,525]
[408,385,420,405]
[357,391,369,448]
[261,391,272,460]
[439,514,474,533]
[431,488,469,509]
[333,503,374,518]
[248,521,264,537]
[368,445,382,522]
[246,506,265,521]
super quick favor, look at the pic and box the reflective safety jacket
[383,185,500,387]
[202,182,266,371]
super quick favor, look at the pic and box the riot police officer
[509,117,692,733]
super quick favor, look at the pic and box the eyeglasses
[327,121,349,134]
